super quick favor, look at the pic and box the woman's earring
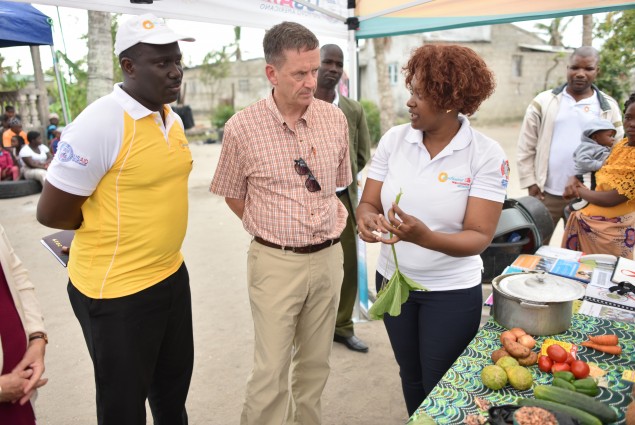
[446,109,452,114]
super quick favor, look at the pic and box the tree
[233,26,242,61]
[372,37,395,136]
[0,54,27,90]
[200,46,232,110]
[200,27,242,116]
[595,10,635,105]
[87,11,114,104]
[582,15,594,46]
[47,51,88,120]
[534,17,573,46]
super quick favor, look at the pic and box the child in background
[47,113,59,141]
[50,127,63,155]
[0,144,19,180]
[568,118,617,211]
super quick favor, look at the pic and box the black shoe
[334,334,369,353]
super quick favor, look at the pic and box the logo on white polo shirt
[57,142,89,166]
[438,172,471,189]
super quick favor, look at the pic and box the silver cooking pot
[491,272,586,336]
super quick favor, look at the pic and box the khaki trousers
[542,192,569,243]
[241,240,343,425]
[23,167,46,185]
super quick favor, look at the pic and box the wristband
[29,332,48,344]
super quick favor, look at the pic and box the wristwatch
[29,332,48,344]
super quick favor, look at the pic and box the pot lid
[497,272,586,302]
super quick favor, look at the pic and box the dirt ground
[0,121,563,424]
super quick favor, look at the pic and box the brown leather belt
[254,236,340,254]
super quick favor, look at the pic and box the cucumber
[518,398,602,425]
[553,377,576,392]
[553,371,576,382]
[573,378,600,397]
[534,385,618,424]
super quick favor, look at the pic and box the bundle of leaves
[368,190,428,320]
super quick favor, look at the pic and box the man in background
[2,117,27,148]
[315,44,371,353]
[517,46,623,234]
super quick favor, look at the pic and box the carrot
[588,334,619,346]
[581,341,622,355]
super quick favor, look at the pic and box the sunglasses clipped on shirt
[294,157,321,192]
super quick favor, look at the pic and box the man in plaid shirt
[210,21,351,425]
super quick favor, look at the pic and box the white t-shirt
[545,90,601,195]
[19,144,50,164]
[367,116,509,291]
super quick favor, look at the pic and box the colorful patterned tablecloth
[409,314,635,424]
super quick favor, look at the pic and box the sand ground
[0,121,564,424]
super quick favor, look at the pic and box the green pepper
[572,378,600,397]
[553,371,576,383]
[553,377,577,391]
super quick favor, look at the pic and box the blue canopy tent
[0,1,69,124]
[0,1,53,46]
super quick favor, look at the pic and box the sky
[1,4,603,76]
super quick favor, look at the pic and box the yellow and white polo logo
[142,20,155,30]
[438,172,448,182]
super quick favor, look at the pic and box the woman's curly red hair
[403,44,496,116]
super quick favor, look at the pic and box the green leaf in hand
[368,190,428,320]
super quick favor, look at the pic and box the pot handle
[519,301,549,309]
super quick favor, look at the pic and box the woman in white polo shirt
[357,44,509,416]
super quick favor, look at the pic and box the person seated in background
[19,131,51,185]
[566,118,617,212]
[0,143,19,181]
[46,113,59,142]
[49,127,64,155]
[0,223,48,424]
[10,135,25,158]
[0,114,7,134]
[562,93,635,258]
[2,118,28,148]
[3,105,19,120]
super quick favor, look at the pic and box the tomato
[547,344,568,363]
[570,360,591,379]
[538,355,553,373]
[551,362,571,373]
[565,352,576,364]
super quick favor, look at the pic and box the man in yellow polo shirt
[36,14,195,425]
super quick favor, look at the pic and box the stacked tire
[0,180,42,199]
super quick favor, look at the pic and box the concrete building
[180,24,570,128]
[357,24,571,125]
[182,57,269,127]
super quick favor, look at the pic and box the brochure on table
[579,257,635,323]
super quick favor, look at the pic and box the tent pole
[346,0,371,321]
[50,45,70,124]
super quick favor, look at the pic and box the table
[408,314,635,424]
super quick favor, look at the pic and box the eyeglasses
[294,157,321,192]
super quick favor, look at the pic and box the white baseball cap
[114,14,195,56]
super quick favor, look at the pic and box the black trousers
[68,263,194,425]
[376,271,481,416]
